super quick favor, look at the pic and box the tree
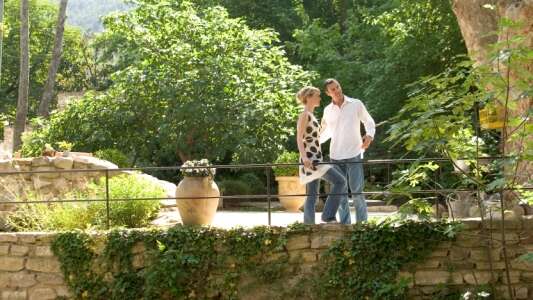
[0,0,87,117]
[39,0,68,117]
[290,0,466,157]
[0,0,4,86]
[13,0,29,151]
[23,1,314,167]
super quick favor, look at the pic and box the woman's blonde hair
[296,86,320,105]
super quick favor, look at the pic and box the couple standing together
[296,79,375,224]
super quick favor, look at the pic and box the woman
[296,86,347,224]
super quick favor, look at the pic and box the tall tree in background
[0,0,4,87]
[13,0,29,151]
[38,0,68,117]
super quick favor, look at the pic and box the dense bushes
[6,174,164,231]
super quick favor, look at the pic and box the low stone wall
[0,156,119,212]
[0,218,532,299]
[0,156,176,219]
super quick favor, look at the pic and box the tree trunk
[13,0,30,152]
[38,0,68,118]
[0,0,4,87]
[452,0,533,190]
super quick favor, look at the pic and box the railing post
[266,166,271,226]
[105,169,110,230]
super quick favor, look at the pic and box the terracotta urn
[275,176,306,212]
[176,176,220,225]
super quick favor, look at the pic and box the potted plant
[273,151,306,212]
[57,141,73,157]
[175,159,220,225]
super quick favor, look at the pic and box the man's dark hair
[323,78,338,90]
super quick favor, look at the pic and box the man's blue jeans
[303,165,347,224]
[332,154,367,224]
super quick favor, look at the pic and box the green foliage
[313,221,459,299]
[0,0,89,116]
[52,225,290,299]
[24,1,314,168]
[219,179,252,196]
[51,220,458,299]
[6,175,163,231]
[273,151,300,177]
[94,148,130,168]
[290,0,466,157]
[387,20,532,196]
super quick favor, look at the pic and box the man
[320,79,375,224]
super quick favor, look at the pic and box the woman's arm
[296,112,313,170]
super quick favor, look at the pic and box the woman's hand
[302,158,315,170]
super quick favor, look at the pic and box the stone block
[450,248,468,261]
[429,248,449,258]
[1,290,27,300]
[521,272,533,282]
[132,253,145,269]
[34,246,53,257]
[414,271,450,285]
[514,286,528,299]
[0,244,9,255]
[469,248,501,261]
[31,157,51,167]
[0,160,13,171]
[286,235,310,251]
[0,257,25,271]
[8,271,36,288]
[32,176,54,189]
[501,271,521,284]
[26,258,61,273]
[417,259,441,269]
[32,167,59,179]
[310,233,345,249]
[55,286,71,298]
[29,287,56,300]
[131,242,145,254]
[463,271,495,284]
[475,261,507,270]
[461,218,481,229]
[10,245,29,256]
[0,234,17,243]
[36,273,64,285]
[289,250,317,263]
[18,233,36,243]
[483,218,522,230]
[0,272,9,288]
[53,157,73,169]
[523,215,533,231]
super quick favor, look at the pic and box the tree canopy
[23,1,314,166]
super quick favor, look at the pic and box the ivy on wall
[51,221,459,299]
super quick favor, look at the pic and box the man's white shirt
[320,96,376,160]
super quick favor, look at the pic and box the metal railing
[0,156,528,228]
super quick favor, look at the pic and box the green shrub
[94,149,131,168]
[273,151,300,177]
[219,179,252,196]
[6,174,164,231]
[89,175,163,228]
[239,172,266,194]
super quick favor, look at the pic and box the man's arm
[358,101,375,149]
[319,106,332,144]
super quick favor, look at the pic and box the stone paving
[152,208,397,229]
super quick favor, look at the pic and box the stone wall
[0,156,119,216]
[0,156,177,222]
[0,218,531,299]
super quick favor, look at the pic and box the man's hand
[362,135,373,150]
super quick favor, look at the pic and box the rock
[53,157,73,169]
[26,258,61,273]
[31,157,51,167]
